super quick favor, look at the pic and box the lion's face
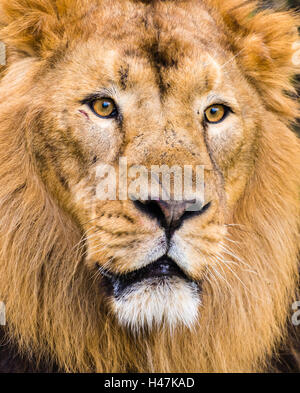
[30,2,263,330]
[0,0,299,373]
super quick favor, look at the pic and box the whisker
[224,236,240,245]
[81,215,105,226]
[219,260,258,301]
[220,48,245,69]
[219,243,255,271]
[210,259,233,291]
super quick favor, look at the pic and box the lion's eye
[204,104,228,124]
[91,98,117,118]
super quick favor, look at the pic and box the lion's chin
[100,257,201,331]
[110,277,201,332]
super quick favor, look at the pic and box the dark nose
[133,198,211,236]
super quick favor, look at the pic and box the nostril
[133,200,167,226]
[181,201,211,222]
[133,199,212,235]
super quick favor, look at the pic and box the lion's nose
[133,199,211,236]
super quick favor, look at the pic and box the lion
[0,0,299,373]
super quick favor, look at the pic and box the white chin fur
[111,276,201,332]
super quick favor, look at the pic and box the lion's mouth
[98,256,193,297]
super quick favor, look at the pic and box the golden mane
[0,0,299,372]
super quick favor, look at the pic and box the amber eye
[91,98,117,118]
[204,104,228,124]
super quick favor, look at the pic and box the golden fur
[0,0,299,372]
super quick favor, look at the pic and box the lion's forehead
[56,2,232,98]
[94,0,221,46]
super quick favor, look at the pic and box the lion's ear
[212,0,300,121]
[0,0,87,59]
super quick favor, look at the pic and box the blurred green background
[263,0,299,8]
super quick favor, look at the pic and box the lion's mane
[0,0,299,372]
